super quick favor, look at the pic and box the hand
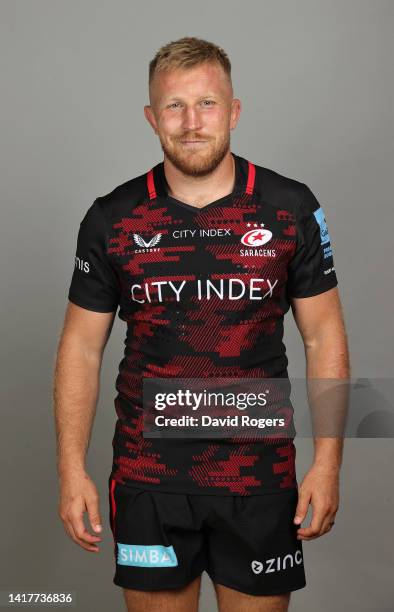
[293,465,339,541]
[58,469,103,552]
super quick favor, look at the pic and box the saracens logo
[132,233,162,253]
[240,223,276,257]
[241,223,272,247]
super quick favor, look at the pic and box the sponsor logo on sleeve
[313,207,333,259]
[74,256,90,273]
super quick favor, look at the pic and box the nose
[181,106,203,132]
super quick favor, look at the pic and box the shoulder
[91,168,150,223]
[252,160,320,217]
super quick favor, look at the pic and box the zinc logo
[251,550,303,574]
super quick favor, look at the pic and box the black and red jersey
[67,152,338,496]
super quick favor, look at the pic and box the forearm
[305,335,350,471]
[53,335,102,478]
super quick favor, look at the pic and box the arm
[290,286,350,540]
[53,301,116,552]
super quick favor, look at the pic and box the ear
[230,98,242,130]
[144,105,158,133]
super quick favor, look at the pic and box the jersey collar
[146,152,256,203]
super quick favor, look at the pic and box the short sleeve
[286,184,338,299]
[67,198,120,312]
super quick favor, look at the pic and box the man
[54,36,349,612]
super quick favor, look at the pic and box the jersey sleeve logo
[74,256,90,273]
[313,207,331,245]
[312,206,334,260]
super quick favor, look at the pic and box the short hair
[149,36,232,89]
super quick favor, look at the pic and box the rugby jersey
[67,152,338,495]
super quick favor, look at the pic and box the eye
[202,100,216,106]
[168,102,181,109]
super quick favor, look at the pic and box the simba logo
[74,256,90,273]
[133,233,162,253]
[251,550,303,574]
[117,543,178,567]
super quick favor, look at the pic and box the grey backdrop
[1,1,393,610]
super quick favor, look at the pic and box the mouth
[180,140,208,146]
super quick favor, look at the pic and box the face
[144,62,241,177]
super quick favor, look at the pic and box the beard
[159,131,231,178]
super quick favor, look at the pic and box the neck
[163,152,235,208]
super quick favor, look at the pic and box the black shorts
[108,476,306,597]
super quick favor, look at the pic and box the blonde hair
[149,36,232,88]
